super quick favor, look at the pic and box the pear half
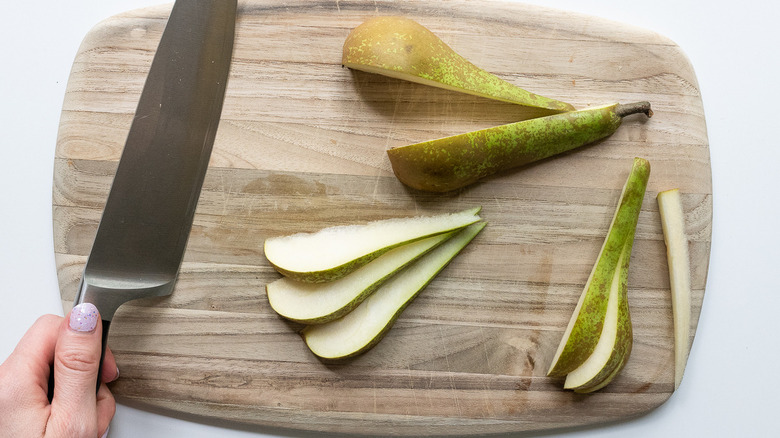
[343,16,575,113]
[657,188,692,390]
[547,158,650,382]
[388,102,652,192]
[266,231,455,324]
[302,222,486,360]
[264,207,481,283]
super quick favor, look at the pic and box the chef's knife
[69,0,237,389]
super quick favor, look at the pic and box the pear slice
[547,158,649,378]
[342,16,575,113]
[564,238,634,392]
[387,102,652,192]
[264,207,481,283]
[266,231,456,324]
[302,222,486,360]
[657,188,692,390]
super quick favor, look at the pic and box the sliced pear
[267,231,456,324]
[564,238,633,392]
[547,158,649,378]
[264,207,481,283]
[343,16,575,113]
[302,222,486,360]
[657,188,692,390]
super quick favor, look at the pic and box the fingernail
[100,425,110,438]
[112,366,120,382]
[69,303,99,332]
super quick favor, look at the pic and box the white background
[2,1,778,437]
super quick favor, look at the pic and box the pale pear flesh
[266,232,455,324]
[547,158,649,378]
[657,188,692,390]
[302,222,486,360]
[264,207,481,283]
[342,16,575,113]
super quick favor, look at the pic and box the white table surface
[2,1,778,437]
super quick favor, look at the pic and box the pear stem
[615,101,653,118]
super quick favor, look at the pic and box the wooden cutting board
[53,0,712,435]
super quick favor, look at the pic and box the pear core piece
[264,207,481,283]
[547,158,649,379]
[388,102,652,192]
[302,222,486,360]
[266,231,455,324]
[657,188,692,390]
[342,16,575,113]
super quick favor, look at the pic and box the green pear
[563,237,633,392]
[657,188,692,390]
[264,207,481,283]
[388,102,652,192]
[302,222,486,360]
[342,16,575,113]
[266,231,456,324]
[547,158,650,380]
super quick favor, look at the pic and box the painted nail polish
[69,303,99,332]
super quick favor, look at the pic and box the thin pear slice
[343,16,575,113]
[267,231,456,324]
[657,188,692,390]
[302,222,486,360]
[388,102,652,192]
[564,238,634,392]
[264,207,481,283]
[547,158,649,377]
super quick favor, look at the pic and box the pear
[657,188,692,390]
[564,237,633,392]
[547,158,650,381]
[302,222,486,360]
[342,16,575,113]
[266,231,456,324]
[264,207,481,283]
[387,102,652,192]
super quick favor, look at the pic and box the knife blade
[70,0,236,386]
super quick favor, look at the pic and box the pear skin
[564,237,634,392]
[343,16,575,113]
[547,158,649,378]
[387,102,652,192]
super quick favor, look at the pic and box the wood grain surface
[53,0,712,435]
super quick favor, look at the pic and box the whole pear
[343,16,575,113]
[387,102,652,192]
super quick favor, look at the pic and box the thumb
[49,303,103,437]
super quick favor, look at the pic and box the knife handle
[96,320,111,392]
[47,319,112,401]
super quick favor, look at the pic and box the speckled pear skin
[388,102,651,192]
[342,16,575,113]
[571,237,635,393]
[547,158,649,377]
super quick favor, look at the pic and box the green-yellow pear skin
[342,16,575,113]
[564,236,634,393]
[387,102,652,192]
[547,158,649,378]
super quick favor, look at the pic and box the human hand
[0,303,119,437]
